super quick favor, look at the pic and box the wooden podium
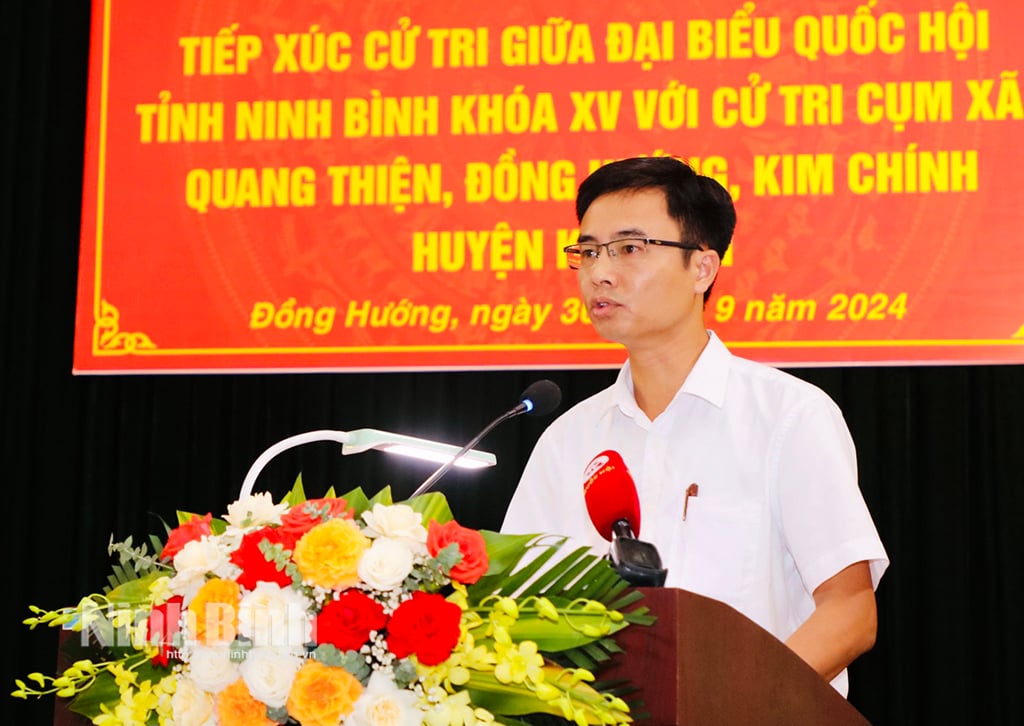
[602,588,871,725]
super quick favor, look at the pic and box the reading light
[239,428,496,498]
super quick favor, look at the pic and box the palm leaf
[480,531,537,577]
[466,533,654,671]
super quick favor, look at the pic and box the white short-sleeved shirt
[502,332,889,695]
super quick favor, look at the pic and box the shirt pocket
[673,497,761,605]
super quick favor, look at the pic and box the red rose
[314,590,388,652]
[278,498,353,548]
[230,526,294,590]
[146,595,184,666]
[160,513,213,561]
[427,520,490,584]
[387,591,461,666]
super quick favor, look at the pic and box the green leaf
[282,475,307,507]
[267,705,289,724]
[478,531,539,576]
[466,534,654,671]
[500,610,629,653]
[67,670,119,719]
[312,645,371,681]
[148,533,166,555]
[70,660,172,721]
[338,487,372,518]
[463,669,631,722]
[469,538,571,600]
[106,571,164,604]
[174,510,226,534]
[393,659,417,689]
[405,491,454,525]
[366,485,398,510]
[433,542,461,571]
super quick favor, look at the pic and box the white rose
[358,537,415,591]
[187,645,239,694]
[237,581,312,649]
[170,676,216,726]
[224,492,288,529]
[349,671,421,726]
[239,646,302,709]
[361,503,427,554]
[169,537,239,604]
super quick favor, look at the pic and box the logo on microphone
[584,453,610,480]
[583,451,621,496]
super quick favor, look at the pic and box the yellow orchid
[494,639,545,685]
[423,689,496,726]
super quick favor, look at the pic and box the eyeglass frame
[562,237,705,270]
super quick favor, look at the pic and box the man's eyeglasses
[563,237,704,270]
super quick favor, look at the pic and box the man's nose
[584,249,617,284]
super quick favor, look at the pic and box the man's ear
[694,249,721,295]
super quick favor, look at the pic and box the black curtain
[3,3,1022,724]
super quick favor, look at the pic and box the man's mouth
[590,298,620,315]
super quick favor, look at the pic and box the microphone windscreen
[583,450,641,541]
[520,379,562,417]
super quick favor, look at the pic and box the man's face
[577,188,711,351]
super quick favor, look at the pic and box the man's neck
[629,328,710,421]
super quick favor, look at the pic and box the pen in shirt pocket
[682,483,699,521]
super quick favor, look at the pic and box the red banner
[74,1,1024,372]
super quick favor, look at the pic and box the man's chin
[590,319,627,346]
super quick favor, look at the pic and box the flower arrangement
[15,480,651,725]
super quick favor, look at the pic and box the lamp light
[238,428,495,498]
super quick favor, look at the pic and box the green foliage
[392,659,418,689]
[104,535,171,594]
[105,571,164,605]
[467,533,654,671]
[67,669,119,719]
[312,645,371,682]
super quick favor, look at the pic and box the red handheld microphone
[582,450,667,587]
[583,450,642,540]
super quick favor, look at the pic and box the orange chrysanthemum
[292,518,370,590]
[187,577,241,645]
[287,660,363,726]
[216,678,275,726]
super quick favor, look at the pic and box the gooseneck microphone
[583,450,668,587]
[411,380,562,497]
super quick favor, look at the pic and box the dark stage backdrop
[3,3,1023,724]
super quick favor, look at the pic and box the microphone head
[519,379,562,417]
[583,450,642,541]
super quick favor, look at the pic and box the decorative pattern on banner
[73,1,1024,372]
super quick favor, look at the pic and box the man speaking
[502,156,888,695]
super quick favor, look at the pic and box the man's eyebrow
[577,228,648,243]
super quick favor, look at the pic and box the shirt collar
[609,331,731,419]
[678,330,730,408]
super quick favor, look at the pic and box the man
[502,156,888,695]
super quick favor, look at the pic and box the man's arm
[784,560,878,682]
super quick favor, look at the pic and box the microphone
[410,380,562,497]
[583,450,667,587]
